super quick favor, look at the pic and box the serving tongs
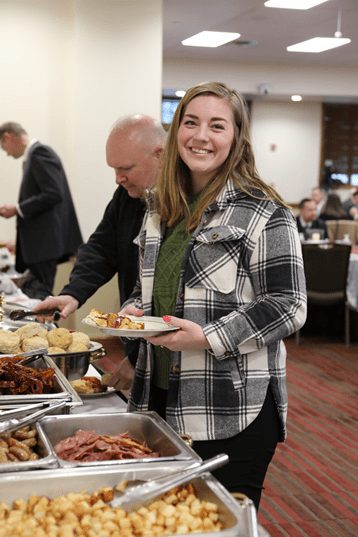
[111,452,229,511]
[9,308,61,322]
[0,400,66,435]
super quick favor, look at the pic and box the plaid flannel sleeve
[203,207,307,358]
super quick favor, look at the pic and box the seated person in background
[320,193,351,221]
[342,189,358,220]
[296,198,327,239]
[311,186,326,216]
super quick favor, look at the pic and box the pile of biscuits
[0,323,90,355]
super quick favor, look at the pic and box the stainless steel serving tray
[0,354,83,407]
[38,411,200,468]
[0,465,259,536]
[0,421,57,473]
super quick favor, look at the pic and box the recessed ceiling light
[175,90,186,98]
[291,95,302,102]
[182,31,240,48]
[264,0,329,9]
[287,37,351,53]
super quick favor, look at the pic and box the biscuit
[71,331,90,348]
[47,328,72,349]
[15,322,48,342]
[21,336,49,352]
[67,342,89,353]
[0,330,20,354]
[47,346,66,354]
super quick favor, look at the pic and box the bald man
[35,115,166,386]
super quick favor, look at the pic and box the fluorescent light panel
[265,0,329,9]
[291,95,302,102]
[287,37,351,53]
[182,31,240,48]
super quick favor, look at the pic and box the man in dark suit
[33,115,166,389]
[0,122,83,299]
[296,197,327,239]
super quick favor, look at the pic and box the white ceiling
[163,0,357,67]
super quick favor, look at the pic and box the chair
[295,242,352,346]
[325,220,358,245]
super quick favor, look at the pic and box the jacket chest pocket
[185,226,245,294]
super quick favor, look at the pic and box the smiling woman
[177,95,235,193]
[119,81,307,511]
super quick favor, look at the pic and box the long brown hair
[155,81,287,231]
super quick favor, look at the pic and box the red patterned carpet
[96,335,358,536]
[258,337,358,537]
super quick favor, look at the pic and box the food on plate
[0,331,20,354]
[0,483,223,535]
[70,376,107,395]
[47,327,72,349]
[87,308,145,330]
[15,322,47,341]
[54,430,160,462]
[67,342,88,353]
[0,425,39,463]
[21,336,48,353]
[0,356,56,395]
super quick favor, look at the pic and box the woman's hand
[118,304,144,317]
[146,316,210,351]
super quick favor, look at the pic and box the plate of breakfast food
[70,376,116,398]
[82,309,179,338]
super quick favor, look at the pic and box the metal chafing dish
[0,421,57,473]
[38,411,200,467]
[0,465,259,536]
[0,354,82,408]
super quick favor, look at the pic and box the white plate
[82,315,179,338]
[80,386,117,398]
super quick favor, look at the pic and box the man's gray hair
[0,122,27,139]
[110,114,166,147]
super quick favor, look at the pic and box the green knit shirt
[152,201,197,389]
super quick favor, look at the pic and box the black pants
[20,260,57,300]
[149,385,280,511]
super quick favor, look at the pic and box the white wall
[251,101,322,203]
[163,58,358,101]
[163,57,358,202]
[0,0,163,242]
[0,0,162,330]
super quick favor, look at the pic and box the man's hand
[105,356,134,392]
[32,294,79,319]
[0,205,17,219]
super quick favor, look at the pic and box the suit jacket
[61,186,146,366]
[61,186,145,307]
[125,181,307,441]
[295,216,327,238]
[16,142,83,271]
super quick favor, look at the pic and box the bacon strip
[54,429,160,462]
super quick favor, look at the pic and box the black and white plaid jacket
[127,179,307,441]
